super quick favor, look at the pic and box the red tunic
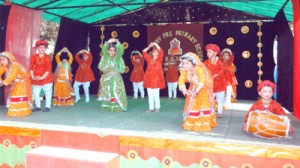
[244,100,286,123]
[221,55,238,86]
[130,54,144,82]
[29,54,54,85]
[165,61,179,82]
[204,58,226,92]
[143,49,165,89]
[74,53,95,82]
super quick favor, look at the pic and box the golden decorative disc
[209,27,217,35]
[111,31,118,38]
[100,26,105,31]
[100,35,105,40]
[257,79,262,84]
[241,25,249,34]
[242,50,250,59]
[257,21,263,26]
[257,53,263,58]
[226,37,234,45]
[29,141,38,149]
[257,42,263,48]
[257,61,263,67]
[258,70,263,75]
[257,31,263,37]
[122,42,129,49]
[244,80,253,88]
[3,139,11,148]
[132,30,140,38]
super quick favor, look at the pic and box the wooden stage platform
[0,96,299,168]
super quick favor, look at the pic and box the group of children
[0,39,294,139]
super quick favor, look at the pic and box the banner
[147,24,204,59]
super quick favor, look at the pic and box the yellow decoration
[119,136,300,161]
[257,62,263,67]
[257,31,263,37]
[3,139,11,148]
[162,157,173,167]
[257,53,263,58]
[257,42,263,48]
[0,126,40,137]
[242,51,250,59]
[258,70,263,75]
[100,26,105,31]
[30,141,38,149]
[241,26,249,34]
[257,21,263,26]
[132,30,140,38]
[226,37,234,45]
[200,158,212,168]
[111,31,118,38]
[244,80,253,88]
[127,150,138,160]
[122,42,129,49]
[209,27,217,35]
[100,35,105,40]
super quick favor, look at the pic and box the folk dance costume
[220,48,238,108]
[98,40,128,112]
[143,43,165,112]
[73,50,95,102]
[30,40,54,112]
[0,52,32,117]
[204,44,226,118]
[53,51,74,106]
[179,52,217,132]
[165,55,179,99]
[130,52,145,99]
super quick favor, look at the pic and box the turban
[35,40,48,48]
[257,80,276,93]
[205,43,220,55]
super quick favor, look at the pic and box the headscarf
[205,43,220,55]
[257,80,276,93]
[220,48,234,65]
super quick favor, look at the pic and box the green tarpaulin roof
[0,0,293,24]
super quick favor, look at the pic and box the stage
[0,96,299,168]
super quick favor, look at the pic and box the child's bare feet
[146,109,154,112]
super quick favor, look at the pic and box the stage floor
[0,95,299,147]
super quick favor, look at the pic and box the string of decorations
[257,21,263,84]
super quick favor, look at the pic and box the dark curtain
[89,25,147,95]
[273,9,294,112]
[204,22,275,100]
[53,17,89,81]
[0,5,10,105]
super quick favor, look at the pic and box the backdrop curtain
[0,5,10,105]
[5,5,42,104]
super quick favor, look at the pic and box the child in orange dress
[130,50,144,99]
[165,55,179,99]
[53,47,74,106]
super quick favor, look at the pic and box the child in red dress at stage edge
[242,80,295,133]
[165,55,179,99]
[142,42,165,112]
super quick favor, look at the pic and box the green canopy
[0,0,293,24]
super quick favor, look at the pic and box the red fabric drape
[4,5,42,103]
[292,0,300,120]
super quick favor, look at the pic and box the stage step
[26,146,119,168]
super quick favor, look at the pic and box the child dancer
[204,44,226,118]
[130,50,145,99]
[0,51,32,117]
[220,48,238,108]
[165,55,179,99]
[143,42,165,112]
[73,49,95,102]
[178,52,217,132]
[53,47,74,106]
[98,38,127,112]
[30,40,54,112]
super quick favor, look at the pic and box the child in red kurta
[165,55,179,99]
[130,50,144,99]
[30,40,54,112]
[143,42,165,112]
[204,44,226,118]
[242,80,294,136]
[73,49,95,102]
[220,48,238,108]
